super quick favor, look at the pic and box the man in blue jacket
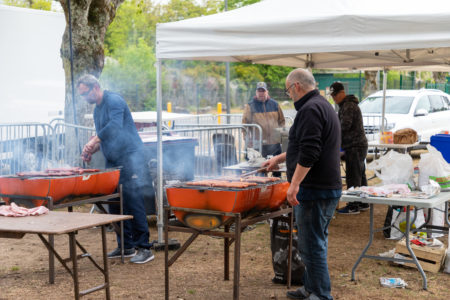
[264,69,342,300]
[78,74,153,264]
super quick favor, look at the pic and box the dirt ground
[1,165,449,299]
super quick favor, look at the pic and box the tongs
[240,167,267,178]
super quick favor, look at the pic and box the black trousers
[344,146,368,208]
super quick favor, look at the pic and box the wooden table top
[0,211,132,235]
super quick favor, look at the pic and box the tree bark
[432,72,447,83]
[363,71,378,97]
[58,0,124,166]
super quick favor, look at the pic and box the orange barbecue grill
[0,168,120,207]
[166,177,289,230]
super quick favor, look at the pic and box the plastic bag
[444,233,450,274]
[387,208,425,240]
[420,179,441,197]
[380,277,408,288]
[367,150,414,185]
[418,144,450,190]
[270,219,305,285]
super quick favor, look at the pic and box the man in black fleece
[264,69,341,300]
[330,82,368,214]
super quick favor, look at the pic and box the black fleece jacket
[286,89,342,190]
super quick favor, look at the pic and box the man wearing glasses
[242,82,285,173]
[264,69,342,300]
[77,74,154,264]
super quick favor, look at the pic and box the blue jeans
[107,150,151,250]
[294,196,339,300]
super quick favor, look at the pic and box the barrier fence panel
[0,123,54,175]
[166,125,262,178]
[171,114,216,126]
[363,115,388,142]
[52,123,97,168]
[217,113,243,125]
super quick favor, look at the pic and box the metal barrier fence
[165,125,262,178]
[0,117,268,178]
[363,115,388,141]
[52,123,97,168]
[171,114,216,126]
[0,123,54,175]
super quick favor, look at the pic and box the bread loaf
[393,128,418,144]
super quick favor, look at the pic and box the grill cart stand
[164,206,294,300]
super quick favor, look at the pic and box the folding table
[341,192,450,290]
[0,211,132,299]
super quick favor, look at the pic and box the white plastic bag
[418,144,450,190]
[388,208,426,240]
[367,150,414,185]
[444,233,450,274]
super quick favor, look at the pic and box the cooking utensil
[240,167,267,178]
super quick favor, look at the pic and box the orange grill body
[166,181,289,228]
[0,169,120,207]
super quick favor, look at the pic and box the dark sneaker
[337,205,360,215]
[271,277,303,286]
[130,248,155,264]
[286,286,310,299]
[107,247,136,259]
[358,203,370,211]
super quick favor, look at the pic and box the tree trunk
[58,0,124,166]
[432,72,447,83]
[363,71,378,97]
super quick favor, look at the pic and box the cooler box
[430,134,450,163]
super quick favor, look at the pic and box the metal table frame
[341,193,450,290]
[164,206,294,300]
[368,141,420,158]
[0,185,124,284]
[0,211,132,300]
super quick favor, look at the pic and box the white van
[359,89,450,143]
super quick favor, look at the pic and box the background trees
[5,0,450,116]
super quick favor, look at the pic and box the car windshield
[359,96,414,114]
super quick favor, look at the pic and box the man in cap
[330,81,369,214]
[77,74,154,264]
[242,82,285,170]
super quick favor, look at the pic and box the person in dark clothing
[242,82,285,176]
[77,74,154,264]
[330,82,369,215]
[264,69,342,300]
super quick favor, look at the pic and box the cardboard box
[395,238,446,273]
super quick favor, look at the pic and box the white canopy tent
[153,0,450,242]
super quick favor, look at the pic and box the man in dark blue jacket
[264,69,342,300]
[77,74,153,264]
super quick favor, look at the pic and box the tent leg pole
[156,59,164,244]
[381,68,388,134]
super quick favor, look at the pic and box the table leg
[287,210,293,289]
[69,232,80,300]
[224,224,230,281]
[405,207,427,290]
[101,225,111,300]
[445,202,450,227]
[352,204,375,281]
[233,214,241,300]
[49,234,55,284]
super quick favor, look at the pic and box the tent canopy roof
[156,0,450,70]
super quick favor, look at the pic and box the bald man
[264,69,342,300]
